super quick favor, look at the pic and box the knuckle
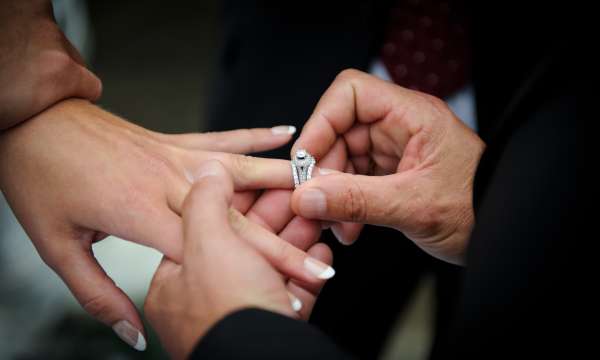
[82,293,113,322]
[336,68,362,81]
[230,154,253,185]
[341,180,368,222]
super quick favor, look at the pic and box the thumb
[291,172,405,227]
[182,160,236,260]
[47,239,146,351]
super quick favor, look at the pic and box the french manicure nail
[288,292,303,312]
[304,257,335,279]
[298,188,327,218]
[113,320,147,351]
[331,224,351,246]
[271,125,297,135]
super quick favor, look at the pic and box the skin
[1,0,326,346]
[0,99,326,344]
[0,0,102,130]
[291,70,486,265]
[144,161,332,359]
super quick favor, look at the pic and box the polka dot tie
[381,0,471,98]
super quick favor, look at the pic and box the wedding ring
[291,149,315,188]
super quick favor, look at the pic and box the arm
[191,309,352,360]
[0,98,318,350]
[0,0,101,130]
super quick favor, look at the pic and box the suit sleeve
[189,308,353,360]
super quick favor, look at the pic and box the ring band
[291,149,315,188]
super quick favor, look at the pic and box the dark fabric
[189,308,353,360]
[381,0,471,97]
[205,1,460,359]
[195,1,579,359]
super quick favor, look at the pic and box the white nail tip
[331,226,350,246]
[112,320,147,351]
[134,332,147,351]
[288,293,303,312]
[271,125,297,135]
[304,257,336,279]
[318,266,336,279]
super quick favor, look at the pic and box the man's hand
[0,0,102,129]
[291,70,485,265]
[0,99,326,349]
[144,160,333,359]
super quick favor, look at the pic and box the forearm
[0,0,101,130]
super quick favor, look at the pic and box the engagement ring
[291,149,315,188]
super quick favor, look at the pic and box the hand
[0,0,102,129]
[291,70,485,264]
[0,99,325,349]
[144,160,333,359]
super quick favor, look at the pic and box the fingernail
[318,168,339,176]
[288,292,303,312]
[304,257,335,279]
[271,125,296,135]
[331,224,351,246]
[297,188,327,218]
[321,221,334,230]
[113,320,147,351]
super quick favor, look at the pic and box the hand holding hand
[291,70,485,264]
[0,99,322,348]
[144,160,333,359]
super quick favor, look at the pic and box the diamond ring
[291,149,315,188]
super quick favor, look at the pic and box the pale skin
[0,99,332,348]
[0,0,102,130]
[0,0,328,348]
[291,70,486,265]
[144,160,332,359]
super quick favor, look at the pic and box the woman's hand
[144,160,333,359]
[0,99,324,349]
[0,0,102,129]
[291,70,485,265]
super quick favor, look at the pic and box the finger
[292,69,411,160]
[314,139,364,245]
[291,171,408,228]
[228,209,335,284]
[331,221,364,246]
[330,162,364,245]
[161,126,296,154]
[181,160,235,260]
[163,163,257,217]
[286,243,333,320]
[71,65,103,102]
[110,205,184,263]
[245,190,294,233]
[182,152,293,190]
[232,190,259,215]
[316,137,348,171]
[151,255,180,285]
[46,239,146,351]
[278,216,322,250]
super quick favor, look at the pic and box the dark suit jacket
[193,1,578,358]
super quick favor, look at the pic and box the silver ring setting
[291,149,315,188]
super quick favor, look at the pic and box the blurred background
[0,1,435,358]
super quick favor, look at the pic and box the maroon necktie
[380,0,471,98]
